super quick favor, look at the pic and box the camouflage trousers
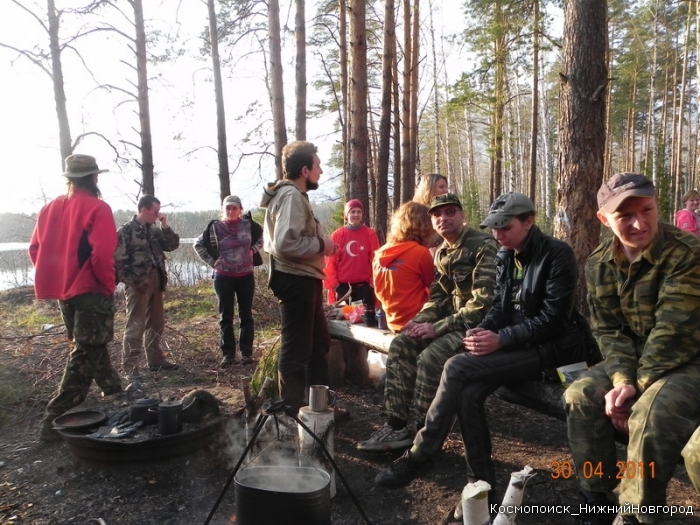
[122,270,167,374]
[384,330,464,423]
[565,360,700,524]
[682,425,700,494]
[45,293,122,421]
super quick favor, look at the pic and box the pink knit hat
[344,199,364,220]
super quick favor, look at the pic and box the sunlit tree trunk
[428,0,440,173]
[268,0,287,180]
[401,0,412,202]
[491,2,505,202]
[556,0,608,315]
[207,0,230,201]
[376,0,395,240]
[339,0,349,195]
[392,50,402,209]
[131,0,154,195]
[348,0,369,216]
[47,0,72,164]
[674,3,692,205]
[528,0,539,202]
[295,0,306,141]
[409,0,420,182]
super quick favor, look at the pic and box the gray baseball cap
[480,192,535,229]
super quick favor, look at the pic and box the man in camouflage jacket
[565,173,700,525]
[115,195,180,378]
[358,193,497,451]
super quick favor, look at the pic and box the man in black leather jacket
[374,192,594,496]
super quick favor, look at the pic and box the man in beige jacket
[261,141,349,420]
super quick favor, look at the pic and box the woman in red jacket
[324,199,380,312]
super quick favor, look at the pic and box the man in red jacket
[29,154,122,442]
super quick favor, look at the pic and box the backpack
[202,213,264,267]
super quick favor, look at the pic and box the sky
[0,1,493,216]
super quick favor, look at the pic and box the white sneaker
[357,423,413,451]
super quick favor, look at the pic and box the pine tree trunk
[47,0,72,165]
[348,0,369,215]
[555,0,608,315]
[207,0,230,201]
[268,0,287,180]
[295,0,307,141]
[133,0,154,196]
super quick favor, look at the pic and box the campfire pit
[58,415,226,462]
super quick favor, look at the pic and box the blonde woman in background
[413,174,448,206]
[414,174,449,252]
[675,190,700,237]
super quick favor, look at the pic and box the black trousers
[214,273,255,357]
[270,271,331,412]
[414,348,543,486]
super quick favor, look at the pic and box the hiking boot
[357,423,413,451]
[39,418,62,443]
[149,361,179,372]
[240,355,256,365]
[374,450,433,488]
[333,407,351,423]
[220,355,235,368]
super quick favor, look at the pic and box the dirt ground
[1,285,698,525]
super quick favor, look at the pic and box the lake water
[0,239,210,291]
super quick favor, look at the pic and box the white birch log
[461,480,491,525]
[492,465,536,525]
[297,406,336,497]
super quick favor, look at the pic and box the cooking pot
[128,398,160,425]
[234,466,330,525]
[154,400,182,435]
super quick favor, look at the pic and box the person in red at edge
[675,190,700,237]
[29,154,122,442]
[324,199,380,312]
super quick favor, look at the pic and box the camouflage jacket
[115,217,180,290]
[586,222,700,392]
[412,226,497,337]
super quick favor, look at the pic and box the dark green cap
[480,192,535,229]
[428,193,463,213]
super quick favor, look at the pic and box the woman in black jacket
[375,192,593,493]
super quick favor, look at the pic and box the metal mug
[308,385,336,412]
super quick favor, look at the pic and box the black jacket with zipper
[479,225,594,367]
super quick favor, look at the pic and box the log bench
[327,319,568,422]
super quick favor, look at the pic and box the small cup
[308,385,337,412]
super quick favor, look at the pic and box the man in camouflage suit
[29,154,122,442]
[115,195,180,379]
[565,173,700,525]
[683,427,700,494]
[358,193,497,451]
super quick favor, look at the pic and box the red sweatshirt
[372,240,434,331]
[324,224,380,301]
[29,189,118,300]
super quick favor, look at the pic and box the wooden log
[327,319,395,354]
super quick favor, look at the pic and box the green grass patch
[0,362,36,426]
[164,286,217,321]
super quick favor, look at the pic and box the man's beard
[306,180,319,191]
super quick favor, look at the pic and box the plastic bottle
[376,307,387,330]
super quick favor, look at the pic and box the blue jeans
[214,273,255,357]
[269,271,330,412]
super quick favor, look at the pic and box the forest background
[1,0,699,307]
